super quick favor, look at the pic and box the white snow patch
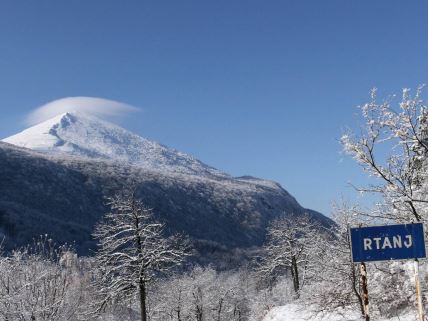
[4,113,66,150]
[263,304,417,321]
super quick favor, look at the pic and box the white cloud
[26,96,140,125]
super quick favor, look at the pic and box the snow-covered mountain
[1,111,332,266]
[3,112,225,176]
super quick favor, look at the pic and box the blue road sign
[350,223,426,263]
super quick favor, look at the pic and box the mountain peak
[3,112,226,177]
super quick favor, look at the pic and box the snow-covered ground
[263,304,417,321]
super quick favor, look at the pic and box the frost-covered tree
[334,86,428,319]
[150,266,253,321]
[306,202,423,319]
[341,86,428,223]
[150,273,193,321]
[92,190,189,321]
[0,236,82,321]
[256,214,319,295]
[304,204,367,317]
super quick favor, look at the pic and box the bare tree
[0,236,82,321]
[150,266,253,321]
[305,204,366,317]
[341,86,428,223]
[306,202,421,319]
[256,214,319,296]
[92,190,189,321]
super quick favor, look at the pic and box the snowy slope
[3,112,225,176]
[263,304,416,321]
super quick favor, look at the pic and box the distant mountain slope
[1,112,332,266]
[3,112,225,176]
[0,142,331,266]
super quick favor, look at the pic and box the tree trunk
[348,225,365,317]
[176,290,182,321]
[351,263,364,316]
[139,278,147,321]
[176,307,181,321]
[196,305,203,321]
[359,263,370,321]
[217,298,223,321]
[291,256,300,294]
[194,287,203,321]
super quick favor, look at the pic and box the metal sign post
[414,259,424,321]
[350,223,426,321]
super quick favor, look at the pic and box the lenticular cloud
[26,97,140,125]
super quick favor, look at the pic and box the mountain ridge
[3,112,226,177]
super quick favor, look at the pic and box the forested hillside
[0,141,329,266]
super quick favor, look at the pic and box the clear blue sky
[1,1,428,216]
